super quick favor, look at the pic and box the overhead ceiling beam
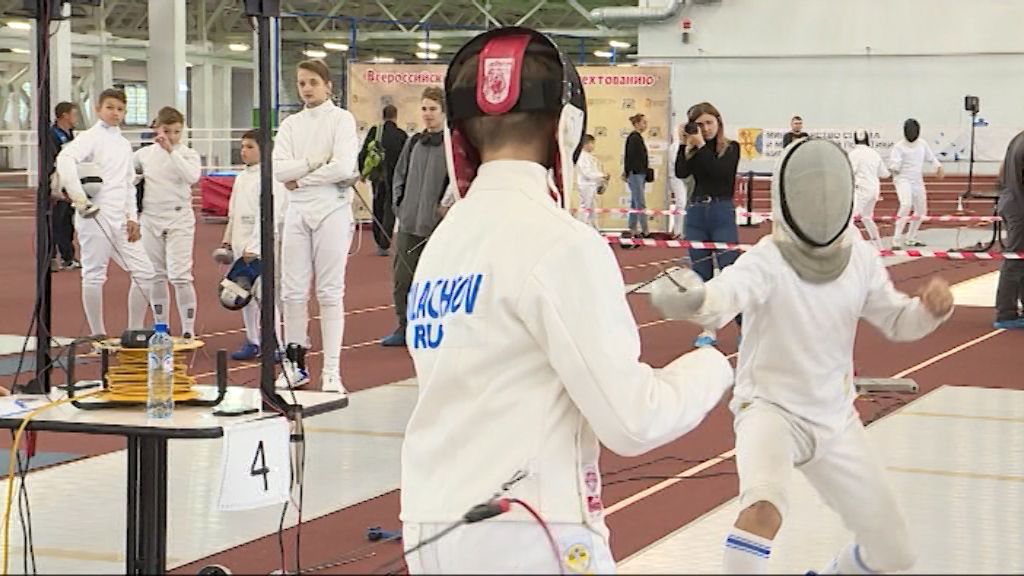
[205,0,235,34]
[283,2,314,33]
[410,1,445,32]
[566,0,609,31]
[269,28,629,42]
[515,0,549,26]
[313,1,349,33]
[469,0,504,28]
[374,0,408,33]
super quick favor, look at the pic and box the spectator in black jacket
[359,104,409,255]
[994,130,1024,329]
[623,113,650,237]
[782,115,808,147]
[675,101,741,347]
[48,101,80,271]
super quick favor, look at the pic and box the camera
[684,122,699,135]
[964,95,980,114]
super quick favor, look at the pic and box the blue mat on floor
[0,451,84,477]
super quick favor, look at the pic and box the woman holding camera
[675,102,741,347]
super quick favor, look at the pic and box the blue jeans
[627,173,648,234]
[685,198,742,327]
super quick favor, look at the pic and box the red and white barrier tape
[603,235,1024,260]
[576,207,1001,222]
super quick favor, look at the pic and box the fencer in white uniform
[889,118,944,248]
[668,125,689,238]
[128,108,202,338]
[399,28,735,575]
[272,60,360,394]
[847,130,890,248]
[222,130,288,360]
[574,134,607,229]
[652,139,955,575]
[56,89,158,337]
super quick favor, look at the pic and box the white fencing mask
[771,138,855,283]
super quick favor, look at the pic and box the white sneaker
[320,372,348,397]
[275,358,310,390]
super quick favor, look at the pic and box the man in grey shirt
[382,86,451,347]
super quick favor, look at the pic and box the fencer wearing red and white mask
[272,59,360,395]
[398,27,735,574]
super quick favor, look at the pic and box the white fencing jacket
[55,120,137,222]
[688,232,952,433]
[134,142,202,230]
[575,150,605,197]
[888,139,941,183]
[399,160,734,534]
[848,144,890,201]
[272,100,360,228]
[224,163,289,256]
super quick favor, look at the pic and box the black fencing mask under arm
[771,138,855,283]
[904,119,920,142]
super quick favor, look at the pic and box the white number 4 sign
[218,417,292,511]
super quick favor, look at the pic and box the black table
[0,387,347,575]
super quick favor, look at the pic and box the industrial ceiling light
[323,42,349,51]
[417,41,441,51]
[228,43,250,52]
[415,51,439,60]
[609,40,631,49]
[303,48,328,58]
[11,48,29,54]
[371,56,395,63]
[593,50,613,58]
[111,56,127,62]
[5,21,31,31]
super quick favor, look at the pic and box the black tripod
[957,101,979,212]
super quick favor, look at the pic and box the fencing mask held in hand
[218,258,262,311]
[903,119,920,143]
[771,138,855,283]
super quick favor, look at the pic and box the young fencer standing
[652,139,954,575]
[889,118,944,248]
[128,106,202,339]
[273,60,360,394]
[220,129,288,360]
[56,88,158,338]
[847,130,889,248]
[575,134,608,229]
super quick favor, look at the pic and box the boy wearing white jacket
[272,59,360,395]
[574,134,607,229]
[221,129,288,360]
[128,106,202,339]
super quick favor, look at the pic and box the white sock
[283,301,309,348]
[820,543,877,575]
[723,528,772,574]
[242,301,260,345]
[319,304,343,376]
[82,284,106,336]
[173,281,197,336]
[150,280,170,324]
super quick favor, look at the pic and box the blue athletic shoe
[994,318,1024,330]
[381,330,406,347]
[694,333,717,348]
[231,342,260,361]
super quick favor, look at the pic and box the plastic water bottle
[147,323,175,419]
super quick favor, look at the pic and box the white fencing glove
[649,267,707,322]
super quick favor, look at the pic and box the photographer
[675,102,741,347]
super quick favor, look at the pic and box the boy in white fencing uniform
[128,106,201,339]
[399,27,735,574]
[574,133,607,229]
[652,139,954,575]
[220,129,288,360]
[847,130,889,248]
[56,88,158,338]
[889,118,944,248]
[272,59,360,395]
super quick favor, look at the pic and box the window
[122,83,149,125]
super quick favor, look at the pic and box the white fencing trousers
[734,401,916,573]
[75,213,158,336]
[892,178,927,245]
[128,220,197,335]
[403,521,616,574]
[280,206,353,375]
[853,191,881,248]
[577,188,597,229]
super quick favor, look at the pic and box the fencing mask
[771,138,855,283]
[854,130,870,146]
[218,258,261,311]
[443,26,587,209]
[903,119,921,143]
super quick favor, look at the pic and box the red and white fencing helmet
[443,27,587,209]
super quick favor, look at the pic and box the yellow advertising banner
[345,63,672,230]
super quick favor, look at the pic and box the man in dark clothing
[782,115,809,147]
[359,104,409,256]
[48,101,80,271]
[995,131,1024,329]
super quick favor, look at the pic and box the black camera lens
[684,122,699,135]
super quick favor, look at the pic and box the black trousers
[372,179,396,251]
[393,232,427,331]
[51,200,76,264]
[996,212,1024,321]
